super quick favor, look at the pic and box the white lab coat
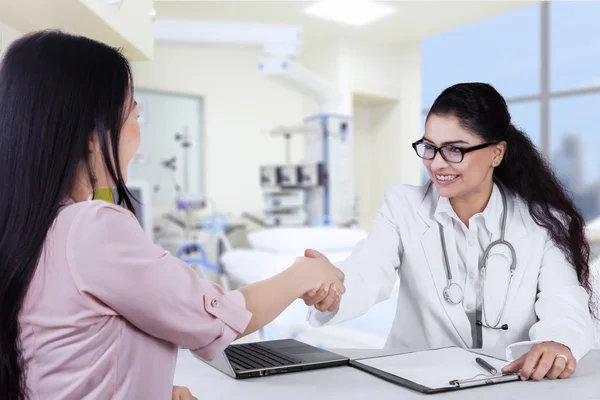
[309,183,595,361]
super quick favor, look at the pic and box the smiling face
[423,113,506,200]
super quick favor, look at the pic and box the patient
[0,31,345,400]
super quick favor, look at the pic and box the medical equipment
[435,181,517,335]
[166,211,240,291]
[154,21,356,227]
[260,114,355,227]
[155,21,340,111]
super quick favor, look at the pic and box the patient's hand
[172,386,197,400]
[301,249,344,312]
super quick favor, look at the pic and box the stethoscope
[435,181,517,335]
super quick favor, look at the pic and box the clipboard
[349,346,521,394]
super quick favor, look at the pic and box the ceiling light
[303,0,396,27]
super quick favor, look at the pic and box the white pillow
[248,227,367,254]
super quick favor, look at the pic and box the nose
[430,150,449,170]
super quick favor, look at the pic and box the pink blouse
[19,200,252,399]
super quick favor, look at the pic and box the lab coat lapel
[419,186,472,348]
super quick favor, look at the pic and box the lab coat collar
[433,183,501,238]
[420,181,522,232]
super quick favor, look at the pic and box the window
[419,102,540,152]
[550,94,600,221]
[129,90,205,204]
[509,101,541,149]
[421,4,540,109]
[550,1,600,92]
[420,1,600,226]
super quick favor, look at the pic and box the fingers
[501,354,526,374]
[546,356,567,380]
[334,276,346,294]
[172,386,195,400]
[531,352,555,381]
[519,345,544,380]
[558,356,576,379]
[512,342,577,381]
[327,296,341,311]
[302,285,329,306]
[304,248,325,259]
[314,294,335,312]
[315,284,341,312]
[335,267,345,283]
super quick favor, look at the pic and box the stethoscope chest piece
[443,282,464,305]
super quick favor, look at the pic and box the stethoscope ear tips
[475,321,510,330]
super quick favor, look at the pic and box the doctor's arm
[305,188,403,326]
[502,237,595,380]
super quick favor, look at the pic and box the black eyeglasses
[412,140,499,163]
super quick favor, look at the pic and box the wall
[0,21,22,57]
[0,18,422,229]
[303,39,422,227]
[352,105,375,229]
[132,44,306,216]
[297,38,422,227]
[80,0,155,60]
[346,40,422,222]
[133,38,422,223]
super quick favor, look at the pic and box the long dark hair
[427,82,595,315]
[0,31,135,399]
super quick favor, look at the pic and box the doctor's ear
[493,141,507,158]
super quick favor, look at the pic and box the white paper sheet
[356,347,510,390]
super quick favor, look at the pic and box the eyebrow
[422,136,470,146]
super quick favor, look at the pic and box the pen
[475,357,497,375]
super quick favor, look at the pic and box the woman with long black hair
[0,31,345,399]
[304,82,596,382]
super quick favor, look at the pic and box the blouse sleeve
[66,201,252,360]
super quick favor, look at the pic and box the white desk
[174,348,600,399]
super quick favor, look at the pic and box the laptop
[203,339,349,378]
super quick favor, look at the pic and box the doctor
[302,82,596,381]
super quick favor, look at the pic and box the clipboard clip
[449,372,520,388]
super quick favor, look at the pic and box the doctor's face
[422,114,498,200]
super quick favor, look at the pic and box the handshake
[294,249,346,312]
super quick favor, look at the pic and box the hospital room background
[2,0,599,348]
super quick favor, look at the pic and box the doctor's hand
[300,249,345,312]
[501,341,576,381]
[172,386,198,400]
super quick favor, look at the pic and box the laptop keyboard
[225,343,302,371]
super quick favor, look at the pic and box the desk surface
[174,348,600,399]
